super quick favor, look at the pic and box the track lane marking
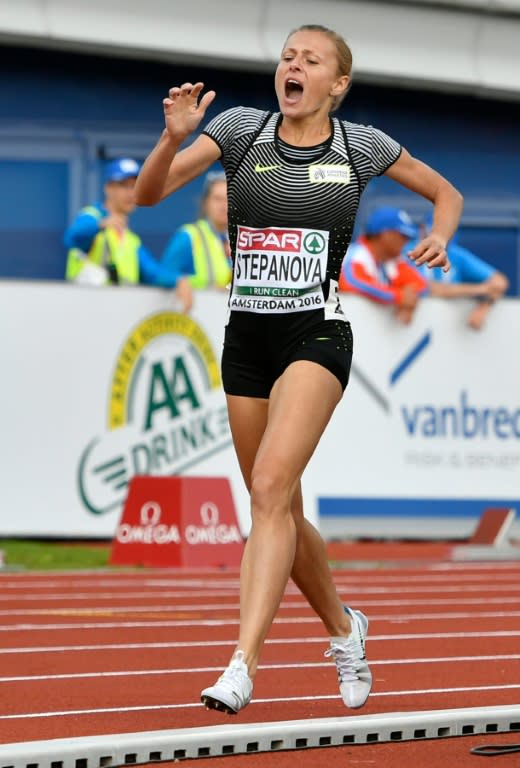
[0,579,520,605]
[1,610,520,628]
[2,580,520,595]
[1,568,520,590]
[1,595,520,609]
[1,630,520,654]
[0,654,519,683]
[1,684,520,720]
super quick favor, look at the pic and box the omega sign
[109,475,244,567]
[116,500,242,546]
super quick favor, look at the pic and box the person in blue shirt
[409,214,509,330]
[64,157,186,305]
[160,170,232,312]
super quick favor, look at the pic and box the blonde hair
[284,24,353,112]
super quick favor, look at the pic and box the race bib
[230,225,329,314]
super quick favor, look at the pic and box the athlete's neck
[278,115,332,147]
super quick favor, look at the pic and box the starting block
[110,475,244,568]
[452,506,518,561]
[469,507,516,546]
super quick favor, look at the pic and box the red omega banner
[110,476,244,567]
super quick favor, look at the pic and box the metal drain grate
[0,705,518,766]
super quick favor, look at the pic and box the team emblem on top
[309,164,351,184]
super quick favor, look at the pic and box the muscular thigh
[227,393,306,524]
[254,359,343,490]
[222,313,351,493]
[226,395,269,489]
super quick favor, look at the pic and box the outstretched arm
[429,271,509,331]
[135,82,221,206]
[429,270,509,300]
[385,149,463,272]
[428,281,490,299]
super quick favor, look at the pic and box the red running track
[0,552,519,766]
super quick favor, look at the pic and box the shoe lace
[324,638,364,682]
[217,651,248,692]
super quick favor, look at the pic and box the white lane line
[0,654,519,683]
[1,684,520,720]
[1,570,520,590]
[2,583,520,597]
[431,562,520,570]
[0,581,230,590]
[0,591,239,601]
[0,590,520,616]
[1,610,520,629]
[0,630,519,654]
[0,585,520,616]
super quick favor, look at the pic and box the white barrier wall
[0,280,518,540]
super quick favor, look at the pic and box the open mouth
[285,78,304,103]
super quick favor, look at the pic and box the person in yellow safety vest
[64,157,185,303]
[160,170,232,312]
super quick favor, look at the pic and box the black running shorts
[221,312,353,398]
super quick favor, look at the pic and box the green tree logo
[304,232,326,255]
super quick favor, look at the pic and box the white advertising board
[316,293,520,539]
[0,280,518,539]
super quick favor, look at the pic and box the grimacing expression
[274,30,349,117]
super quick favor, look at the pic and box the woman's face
[275,29,349,118]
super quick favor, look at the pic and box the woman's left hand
[407,235,451,272]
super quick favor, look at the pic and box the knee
[250,468,291,519]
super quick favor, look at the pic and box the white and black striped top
[203,106,401,315]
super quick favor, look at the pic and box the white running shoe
[201,650,253,714]
[325,606,372,709]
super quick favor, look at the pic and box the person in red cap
[339,206,429,324]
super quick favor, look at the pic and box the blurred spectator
[160,170,232,313]
[409,214,509,330]
[339,206,428,325]
[64,157,184,301]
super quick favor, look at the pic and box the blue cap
[364,207,417,238]
[104,157,141,183]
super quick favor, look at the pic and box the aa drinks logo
[77,312,232,515]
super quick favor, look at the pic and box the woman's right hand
[163,82,216,142]
[136,83,219,206]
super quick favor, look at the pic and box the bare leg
[227,360,345,676]
[227,388,350,654]
[290,485,351,637]
[237,493,297,675]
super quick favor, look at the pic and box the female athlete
[135,23,463,715]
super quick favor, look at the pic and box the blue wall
[0,44,519,291]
